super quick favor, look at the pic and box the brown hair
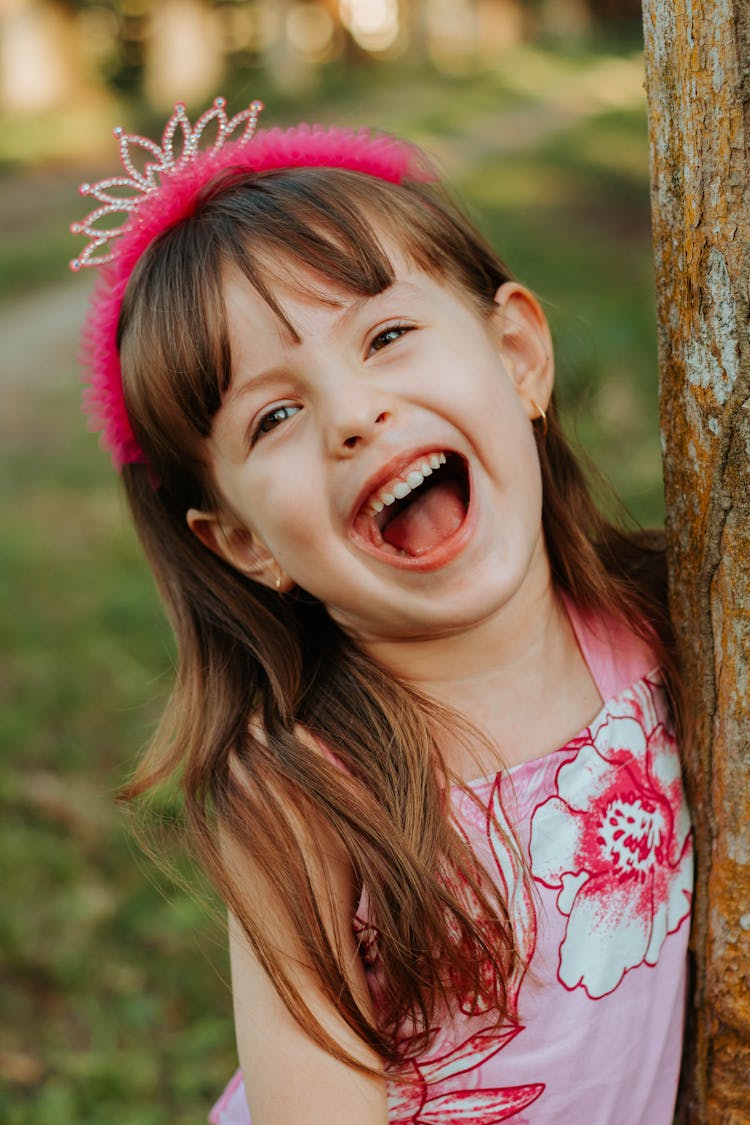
[117,165,683,1070]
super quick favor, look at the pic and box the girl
[71,98,693,1124]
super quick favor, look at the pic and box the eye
[252,403,300,443]
[368,322,414,354]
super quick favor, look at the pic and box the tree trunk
[641,2,750,1121]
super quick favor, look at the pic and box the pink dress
[210,609,693,1124]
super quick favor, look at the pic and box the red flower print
[529,676,693,998]
[387,1028,544,1123]
[386,787,545,1122]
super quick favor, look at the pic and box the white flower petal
[557,871,589,916]
[559,875,653,997]
[645,897,668,965]
[555,743,614,808]
[592,715,648,765]
[666,840,694,931]
[645,831,693,964]
[529,796,584,885]
[649,728,682,789]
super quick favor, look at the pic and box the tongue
[382,479,466,555]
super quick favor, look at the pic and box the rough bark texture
[641,2,750,1121]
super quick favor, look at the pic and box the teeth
[363,451,449,517]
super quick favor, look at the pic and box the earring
[275,573,282,591]
[531,399,548,438]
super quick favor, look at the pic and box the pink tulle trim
[78,123,434,470]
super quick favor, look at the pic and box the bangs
[212,168,400,335]
[119,166,510,499]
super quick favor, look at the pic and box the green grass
[1,382,237,1122]
[2,45,663,1120]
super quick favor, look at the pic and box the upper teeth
[364,452,447,516]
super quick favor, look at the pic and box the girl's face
[189,252,554,648]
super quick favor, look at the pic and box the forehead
[219,248,435,351]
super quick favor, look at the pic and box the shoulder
[225,721,358,913]
[223,728,387,1123]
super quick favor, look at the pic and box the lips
[350,448,473,571]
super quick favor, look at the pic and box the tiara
[70,97,264,271]
[70,97,434,470]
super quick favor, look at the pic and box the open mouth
[352,450,471,565]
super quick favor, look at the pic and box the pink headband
[71,97,433,470]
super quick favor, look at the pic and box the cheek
[477,369,537,457]
[241,472,329,559]
[516,425,544,499]
[492,402,544,516]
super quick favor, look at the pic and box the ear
[491,282,554,422]
[186,509,293,591]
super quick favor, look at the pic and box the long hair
[116,166,683,1068]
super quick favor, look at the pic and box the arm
[226,805,389,1125]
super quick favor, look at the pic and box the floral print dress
[211,609,693,1125]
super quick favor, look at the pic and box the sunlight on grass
[466,157,578,209]
[496,44,645,109]
[0,100,122,166]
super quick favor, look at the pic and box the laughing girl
[71,99,692,1124]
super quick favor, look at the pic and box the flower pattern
[387,1028,543,1124]
[386,777,544,1122]
[529,675,693,998]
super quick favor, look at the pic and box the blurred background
[2,1,659,1120]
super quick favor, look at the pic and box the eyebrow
[225,282,427,398]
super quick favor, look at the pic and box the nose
[325,387,393,456]
[341,410,391,450]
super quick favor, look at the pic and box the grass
[1,382,235,1123]
[2,43,663,1121]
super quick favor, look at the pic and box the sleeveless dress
[210,608,693,1124]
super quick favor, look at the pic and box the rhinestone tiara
[70,97,264,270]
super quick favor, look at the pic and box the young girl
[71,98,693,1124]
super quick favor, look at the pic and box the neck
[363,536,560,678]
[361,568,600,775]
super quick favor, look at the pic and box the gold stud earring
[531,399,548,438]
[275,573,282,591]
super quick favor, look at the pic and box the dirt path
[0,275,94,388]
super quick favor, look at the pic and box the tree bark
[641,2,750,1121]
